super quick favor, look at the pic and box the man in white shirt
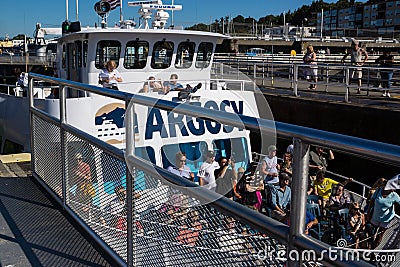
[198,150,220,191]
[261,145,280,184]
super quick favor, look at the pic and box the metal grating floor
[0,174,114,267]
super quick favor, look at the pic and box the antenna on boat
[128,0,182,29]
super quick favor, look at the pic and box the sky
[0,0,339,38]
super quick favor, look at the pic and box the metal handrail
[28,73,392,267]
[213,57,400,103]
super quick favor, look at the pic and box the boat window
[135,146,156,164]
[212,137,249,170]
[124,40,149,69]
[75,41,82,68]
[161,141,208,180]
[175,41,195,69]
[70,43,77,69]
[62,44,66,69]
[195,42,213,68]
[151,41,174,69]
[95,40,121,69]
[83,40,88,67]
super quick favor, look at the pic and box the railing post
[325,64,329,93]
[290,61,294,89]
[59,85,68,208]
[345,67,350,103]
[253,62,257,86]
[294,64,299,97]
[125,100,136,267]
[262,59,265,86]
[288,138,310,267]
[28,75,36,182]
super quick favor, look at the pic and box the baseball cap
[75,153,83,160]
[206,150,215,158]
[268,145,277,152]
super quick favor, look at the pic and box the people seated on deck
[348,202,367,249]
[98,60,123,90]
[163,74,184,93]
[270,173,291,223]
[309,146,334,180]
[72,153,95,218]
[328,183,352,212]
[261,145,280,184]
[245,168,264,212]
[313,170,352,208]
[140,76,163,93]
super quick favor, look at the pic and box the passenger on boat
[103,185,126,227]
[303,45,318,90]
[165,152,194,209]
[98,60,123,90]
[245,169,264,211]
[215,157,239,200]
[309,146,334,180]
[163,74,184,93]
[341,39,368,94]
[261,145,279,184]
[313,170,352,208]
[73,153,95,217]
[328,183,351,211]
[270,173,291,222]
[348,202,367,249]
[167,151,194,182]
[369,177,400,248]
[365,177,387,215]
[197,150,219,191]
[141,76,163,93]
[279,152,293,177]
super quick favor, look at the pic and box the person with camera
[98,60,123,90]
[214,157,239,200]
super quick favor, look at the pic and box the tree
[12,34,26,40]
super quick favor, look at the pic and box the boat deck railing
[0,54,56,65]
[28,73,400,267]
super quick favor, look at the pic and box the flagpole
[120,0,123,22]
[171,0,174,27]
[76,0,79,21]
[66,0,69,21]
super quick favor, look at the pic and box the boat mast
[76,0,79,21]
[66,0,69,21]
